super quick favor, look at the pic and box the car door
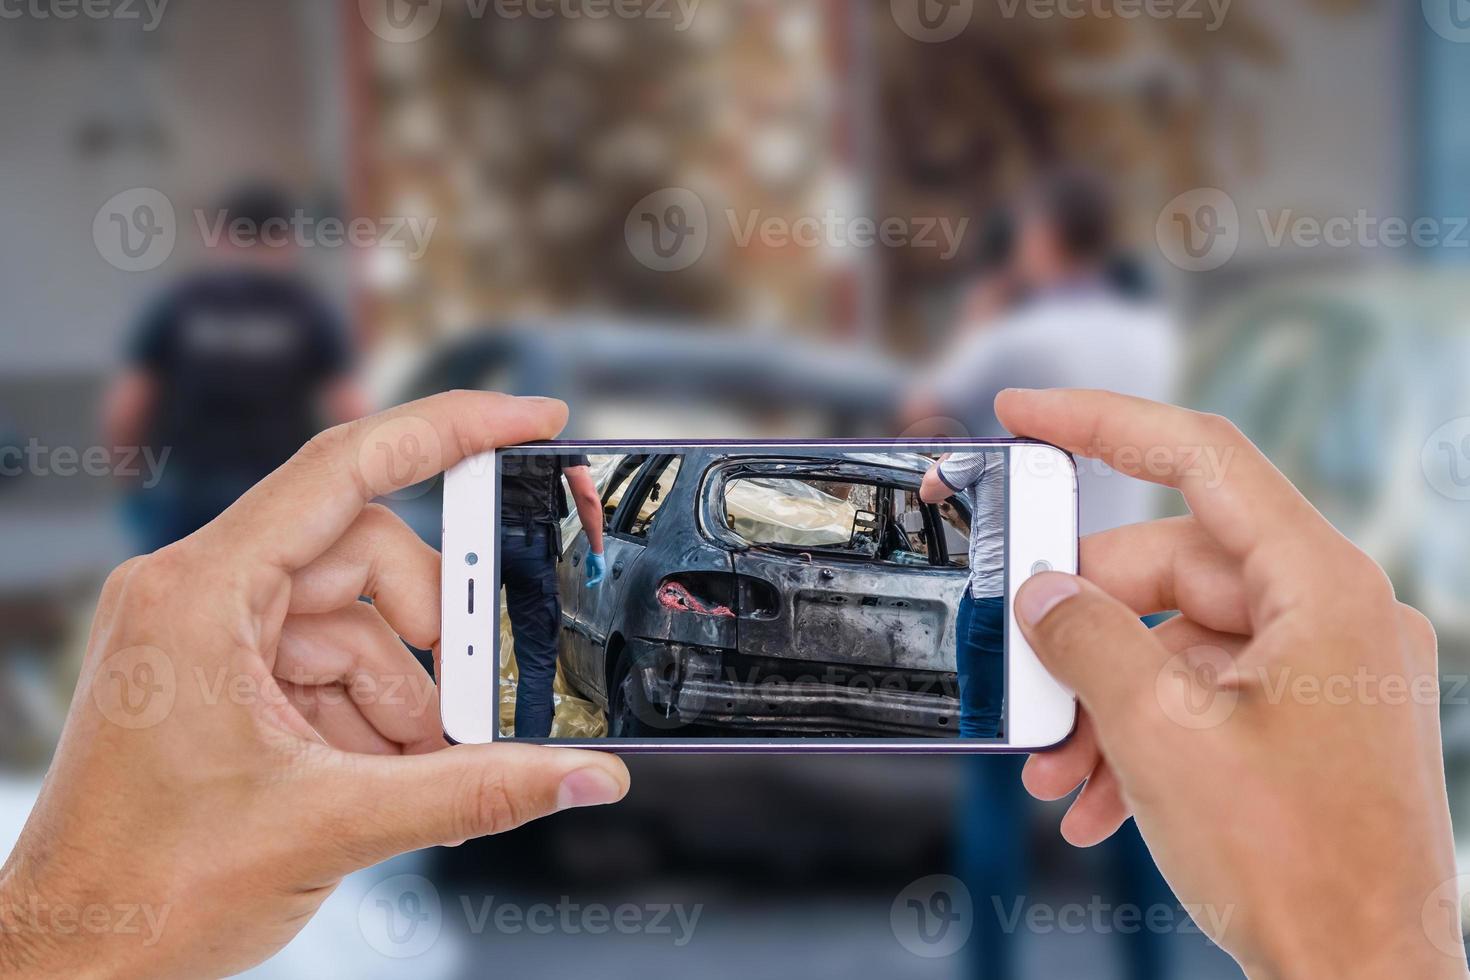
[558,454,646,694]
[576,455,683,700]
[720,464,970,673]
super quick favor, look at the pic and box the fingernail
[556,768,623,811]
[1017,573,1081,626]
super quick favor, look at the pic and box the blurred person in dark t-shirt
[104,185,366,553]
[500,453,606,738]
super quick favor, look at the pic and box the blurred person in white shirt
[907,166,1182,536]
[910,167,1185,980]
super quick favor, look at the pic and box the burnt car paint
[556,449,978,737]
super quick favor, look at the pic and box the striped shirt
[938,452,1005,599]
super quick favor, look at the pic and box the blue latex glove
[585,551,607,587]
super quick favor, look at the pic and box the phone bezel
[439,439,1077,752]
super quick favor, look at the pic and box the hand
[585,550,607,588]
[999,389,1463,979]
[0,392,631,979]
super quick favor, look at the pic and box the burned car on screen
[555,450,979,737]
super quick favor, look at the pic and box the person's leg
[969,596,1006,738]
[503,529,561,738]
[1103,613,1177,979]
[955,592,982,738]
[1106,819,1173,980]
[958,754,1028,980]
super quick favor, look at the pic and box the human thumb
[1015,572,1171,727]
[303,743,629,873]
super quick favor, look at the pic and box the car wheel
[607,653,658,738]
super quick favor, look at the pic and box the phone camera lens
[465,552,479,566]
[1030,560,1053,576]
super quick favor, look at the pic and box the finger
[1016,571,1171,729]
[1024,709,1101,802]
[1080,517,1251,636]
[308,744,630,873]
[281,680,400,755]
[1059,756,1132,848]
[208,391,567,572]
[1149,614,1251,660]
[1022,618,1247,809]
[1024,713,1132,848]
[996,389,1335,565]
[288,504,441,650]
[274,605,442,748]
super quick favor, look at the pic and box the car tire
[607,653,659,738]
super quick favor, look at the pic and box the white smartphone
[439,440,1077,751]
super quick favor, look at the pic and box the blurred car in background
[387,320,907,542]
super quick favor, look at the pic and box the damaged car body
[554,450,979,738]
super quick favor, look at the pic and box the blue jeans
[126,471,260,553]
[502,524,562,738]
[955,592,1005,739]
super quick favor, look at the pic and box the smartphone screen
[491,444,1013,743]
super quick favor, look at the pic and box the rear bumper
[626,639,961,738]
